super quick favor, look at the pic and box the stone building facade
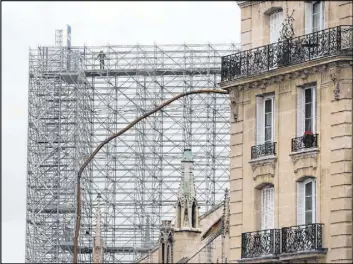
[220,0,352,263]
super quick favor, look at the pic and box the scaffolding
[25,43,239,263]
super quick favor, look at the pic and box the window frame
[269,10,283,44]
[261,185,275,230]
[305,1,325,34]
[297,85,317,137]
[264,96,275,143]
[256,94,275,145]
[297,178,317,225]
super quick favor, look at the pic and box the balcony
[221,25,353,82]
[251,142,276,159]
[281,224,324,254]
[240,224,325,261]
[291,134,319,152]
[241,229,281,259]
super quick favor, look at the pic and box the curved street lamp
[73,89,229,263]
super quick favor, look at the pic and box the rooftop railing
[221,25,353,82]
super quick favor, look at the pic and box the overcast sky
[2,1,240,262]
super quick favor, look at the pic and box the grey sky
[2,1,240,262]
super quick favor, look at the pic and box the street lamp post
[73,89,229,263]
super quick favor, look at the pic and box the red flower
[304,131,313,136]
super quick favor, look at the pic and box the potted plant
[302,131,314,148]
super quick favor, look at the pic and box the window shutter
[270,13,276,44]
[312,179,316,223]
[305,2,313,34]
[268,187,274,229]
[261,188,265,230]
[297,182,305,225]
[256,96,265,144]
[270,11,283,43]
[297,88,304,137]
[261,187,274,230]
[271,97,275,142]
[312,87,317,133]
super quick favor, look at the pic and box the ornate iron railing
[221,25,353,82]
[291,134,319,152]
[251,142,276,159]
[281,224,324,253]
[241,229,281,259]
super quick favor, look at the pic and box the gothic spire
[178,149,196,201]
[175,149,199,229]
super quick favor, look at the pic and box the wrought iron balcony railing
[281,224,324,254]
[291,134,319,152]
[241,229,281,259]
[292,134,319,152]
[221,25,353,82]
[251,142,276,159]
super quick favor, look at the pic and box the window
[261,185,274,230]
[270,11,283,43]
[297,86,316,136]
[256,95,275,144]
[305,1,325,34]
[297,178,316,225]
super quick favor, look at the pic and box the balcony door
[256,95,275,145]
[270,10,283,44]
[261,185,274,230]
[297,178,316,225]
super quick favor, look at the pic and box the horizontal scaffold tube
[73,88,229,263]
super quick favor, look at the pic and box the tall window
[257,95,275,144]
[264,98,274,143]
[297,86,316,136]
[261,185,274,230]
[270,11,283,43]
[305,1,325,34]
[304,88,313,132]
[297,178,316,225]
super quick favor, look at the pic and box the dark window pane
[305,119,312,132]
[305,103,312,118]
[305,197,312,210]
[265,99,272,113]
[313,2,320,15]
[305,88,312,103]
[305,182,312,196]
[305,211,313,224]
[265,113,272,126]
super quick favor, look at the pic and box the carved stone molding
[300,69,310,80]
[329,65,341,100]
[229,88,240,122]
[289,148,319,175]
[249,156,277,182]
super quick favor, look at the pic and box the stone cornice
[221,56,352,91]
[237,1,262,8]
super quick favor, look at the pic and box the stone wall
[227,60,352,262]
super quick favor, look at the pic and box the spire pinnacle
[93,194,104,263]
[175,149,199,229]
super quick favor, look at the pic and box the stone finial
[175,149,199,229]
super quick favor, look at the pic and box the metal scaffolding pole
[26,43,239,263]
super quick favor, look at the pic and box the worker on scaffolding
[97,50,106,70]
